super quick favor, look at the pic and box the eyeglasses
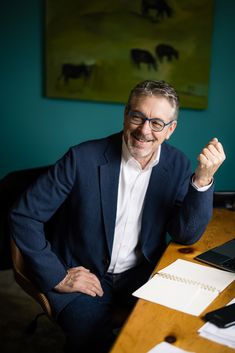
[127,110,176,132]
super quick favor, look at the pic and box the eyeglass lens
[129,113,165,131]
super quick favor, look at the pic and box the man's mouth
[131,132,155,143]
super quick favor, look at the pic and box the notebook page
[133,259,235,316]
[159,259,235,291]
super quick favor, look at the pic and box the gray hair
[126,80,180,118]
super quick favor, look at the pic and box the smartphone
[204,303,235,328]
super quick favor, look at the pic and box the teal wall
[1,0,234,190]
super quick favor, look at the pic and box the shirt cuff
[191,177,214,192]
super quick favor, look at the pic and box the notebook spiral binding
[157,272,219,293]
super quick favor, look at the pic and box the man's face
[123,95,177,167]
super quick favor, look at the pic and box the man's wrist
[193,177,212,188]
[191,175,214,191]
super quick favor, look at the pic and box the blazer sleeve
[167,175,214,245]
[9,148,76,292]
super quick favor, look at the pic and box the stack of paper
[198,299,235,349]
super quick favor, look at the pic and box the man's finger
[68,266,90,273]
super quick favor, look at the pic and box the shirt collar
[122,135,161,170]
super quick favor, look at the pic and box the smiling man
[10,80,225,353]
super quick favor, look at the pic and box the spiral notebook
[132,259,235,316]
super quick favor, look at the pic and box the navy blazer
[10,132,214,316]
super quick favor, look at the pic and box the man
[10,80,225,353]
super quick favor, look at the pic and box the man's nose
[138,119,152,133]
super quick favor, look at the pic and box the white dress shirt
[108,139,161,274]
[108,138,212,274]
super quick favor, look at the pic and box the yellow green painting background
[45,0,214,108]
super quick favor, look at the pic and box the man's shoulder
[67,132,122,163]
[71,132,122,150]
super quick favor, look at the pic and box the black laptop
[195,238,235,273]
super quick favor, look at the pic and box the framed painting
[45,0,214,109]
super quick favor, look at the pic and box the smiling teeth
[138,138,149,142]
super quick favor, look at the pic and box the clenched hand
[194,138,226,188]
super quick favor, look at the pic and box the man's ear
[123,106,129,127]
[165,120,177,140]
[124,105,129,115]
[124,106,130,122]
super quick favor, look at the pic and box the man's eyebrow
[130,110,162,120]
[130,110,147,117]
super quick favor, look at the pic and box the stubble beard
[127,138,155,161]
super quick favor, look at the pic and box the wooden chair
[0,166,50,270]
[0,166,54,332]
[10,237,53,318]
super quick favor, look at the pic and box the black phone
[204,303,235,328]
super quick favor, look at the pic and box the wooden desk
[111,209,235,353]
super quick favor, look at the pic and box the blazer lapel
[100,135,122,255]
[140,145,171,242]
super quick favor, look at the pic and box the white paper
[147,341,195,353]
[133,259,235,316]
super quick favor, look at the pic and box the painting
[45,0,214,109]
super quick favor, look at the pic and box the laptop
[195,238,235,273]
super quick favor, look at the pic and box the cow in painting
[155,44,179,62]
[58,63,94,84]
[131,49,157,71]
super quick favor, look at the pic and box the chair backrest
[0,166,53,318]
[0,166,50,269]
